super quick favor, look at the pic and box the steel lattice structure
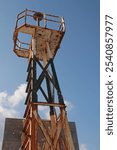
[13,9,75,150]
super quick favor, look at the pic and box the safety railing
[15,38,30,50]
[15,9,66,32]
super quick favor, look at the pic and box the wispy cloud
[80,144,88,150]
[65,100,74,110]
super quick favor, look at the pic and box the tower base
[2,118,79,150]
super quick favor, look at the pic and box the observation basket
[13,9,66,61]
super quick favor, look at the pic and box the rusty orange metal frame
[13,9,75,150]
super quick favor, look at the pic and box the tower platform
[2,118,79,150]
[13,9,65,60]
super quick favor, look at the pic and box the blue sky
[0,0,99,150]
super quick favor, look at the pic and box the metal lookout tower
[13,9,76,150]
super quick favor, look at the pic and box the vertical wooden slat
[63,114,75,150]
[31,105,38,150]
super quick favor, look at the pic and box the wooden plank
[43,142,50,150]
[50,114,57,139]
[63,114,75,150]
[31,106,38,150]
[53,110,66,148]
[43,113,58,150]
[31,101,66,108]
[33,110,52,146]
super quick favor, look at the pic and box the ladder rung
[26,76,32,93]
[25,89,32,105]
[26,66,33,82]
[27,58,33,72]
[24,102,31,118]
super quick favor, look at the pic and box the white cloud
[65,100,74,110]
[80,144,88,150]
[0,83,26,109]
[0,91,7,104]
[0,83,26,149]
[0,83,26,131]
[8,83,26,107]
[0,105,17,118]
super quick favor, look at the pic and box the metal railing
[15,38,30,50]
[15,9,66,32]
